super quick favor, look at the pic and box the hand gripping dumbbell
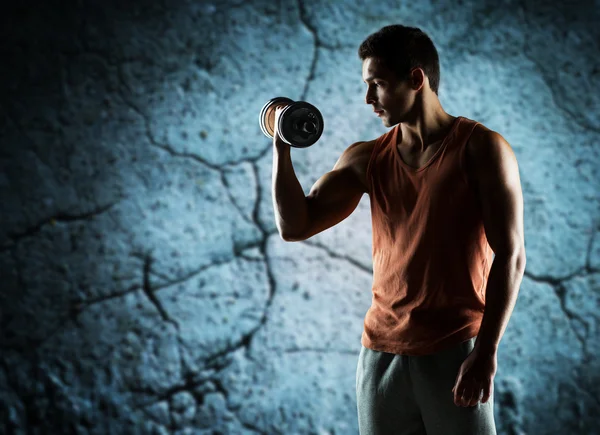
[259,97,324,148]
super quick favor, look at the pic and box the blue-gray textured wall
[1,0,599,434]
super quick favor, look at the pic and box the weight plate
[278,101,324,148]
[259,97,294,139]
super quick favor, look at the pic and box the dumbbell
[259,97,324,148]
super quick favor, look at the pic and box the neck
[398,95,455,152]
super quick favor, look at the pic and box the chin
[377,111,392,125]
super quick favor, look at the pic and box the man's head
[358,25,441,127]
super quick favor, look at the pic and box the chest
[395,137,478,187]
[371,137,480,215]
[396,142,444,170]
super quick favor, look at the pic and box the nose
[365,88,376,105]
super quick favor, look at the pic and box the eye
[364,81,382,89]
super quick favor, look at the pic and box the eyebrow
[363,76,384,83]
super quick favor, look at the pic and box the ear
[409,68,426,92]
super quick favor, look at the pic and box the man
[271,24,526,435]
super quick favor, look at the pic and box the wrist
[273,140,291,154]
[473,338,498,356]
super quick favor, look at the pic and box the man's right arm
[272,139,372,242]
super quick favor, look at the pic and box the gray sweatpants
[356,337,497,435]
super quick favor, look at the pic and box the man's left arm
[472,129,527,355]
[453,128,527,407]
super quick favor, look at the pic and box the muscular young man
[271,24,526,435]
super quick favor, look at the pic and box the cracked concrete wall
[0,0,598,434]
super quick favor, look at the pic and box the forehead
[362,57,393,80]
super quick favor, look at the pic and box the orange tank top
[361,116,494,356]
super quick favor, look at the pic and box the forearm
[272,144,309,239]
[474,252,526,355]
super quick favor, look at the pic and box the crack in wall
[74,283,142,312]
[522,50,600,136]
[151,256,239,293]
[2,243,96,354]
[135,363,220,407]
[188,242,277,371]
[30,55,282,419]
[13,33,291,175]
[584,221,599,271]
[70,250,251,323]
[3,199,123,250]
[233,239,265,257]
[524,269,597,363]
[114,61,275,267]
[0,281,138,356]
[8,231,272,356]
[115,66,222,172]
[553,284,589,360]
[523,267,591,285]
[519,4,600,136]
[72,0,309,176]
[116,60,287,172]
[220,169,256,227]
[249,162,267,232]
[141,253,178,327]
[167,397,176,433]
[129,159,282,418]
[296,0,319,102]
[130,160,282,429]
[237,162,280,362]
[246,0,354,166]
[175,335,191,397]
[135,375,269,434]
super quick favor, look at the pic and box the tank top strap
[454,117,481,184]
[366,126,397,185]
[453,117,481,151]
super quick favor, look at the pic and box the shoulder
[465,122,520,186]
[466,122,515,165]
[335,139,376,166]
[346,139,377,159]
[333,139,377,193]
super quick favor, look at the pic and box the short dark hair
[358,25,440,95]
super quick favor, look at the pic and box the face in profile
[362,57,418,127]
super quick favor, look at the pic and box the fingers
[461,386,476,407]
[466,388,481,407]
[453,381,486,407]
[453,382,465,406]
[272,107,286,145]
[272,108,284,145]
[481,380,493,404]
